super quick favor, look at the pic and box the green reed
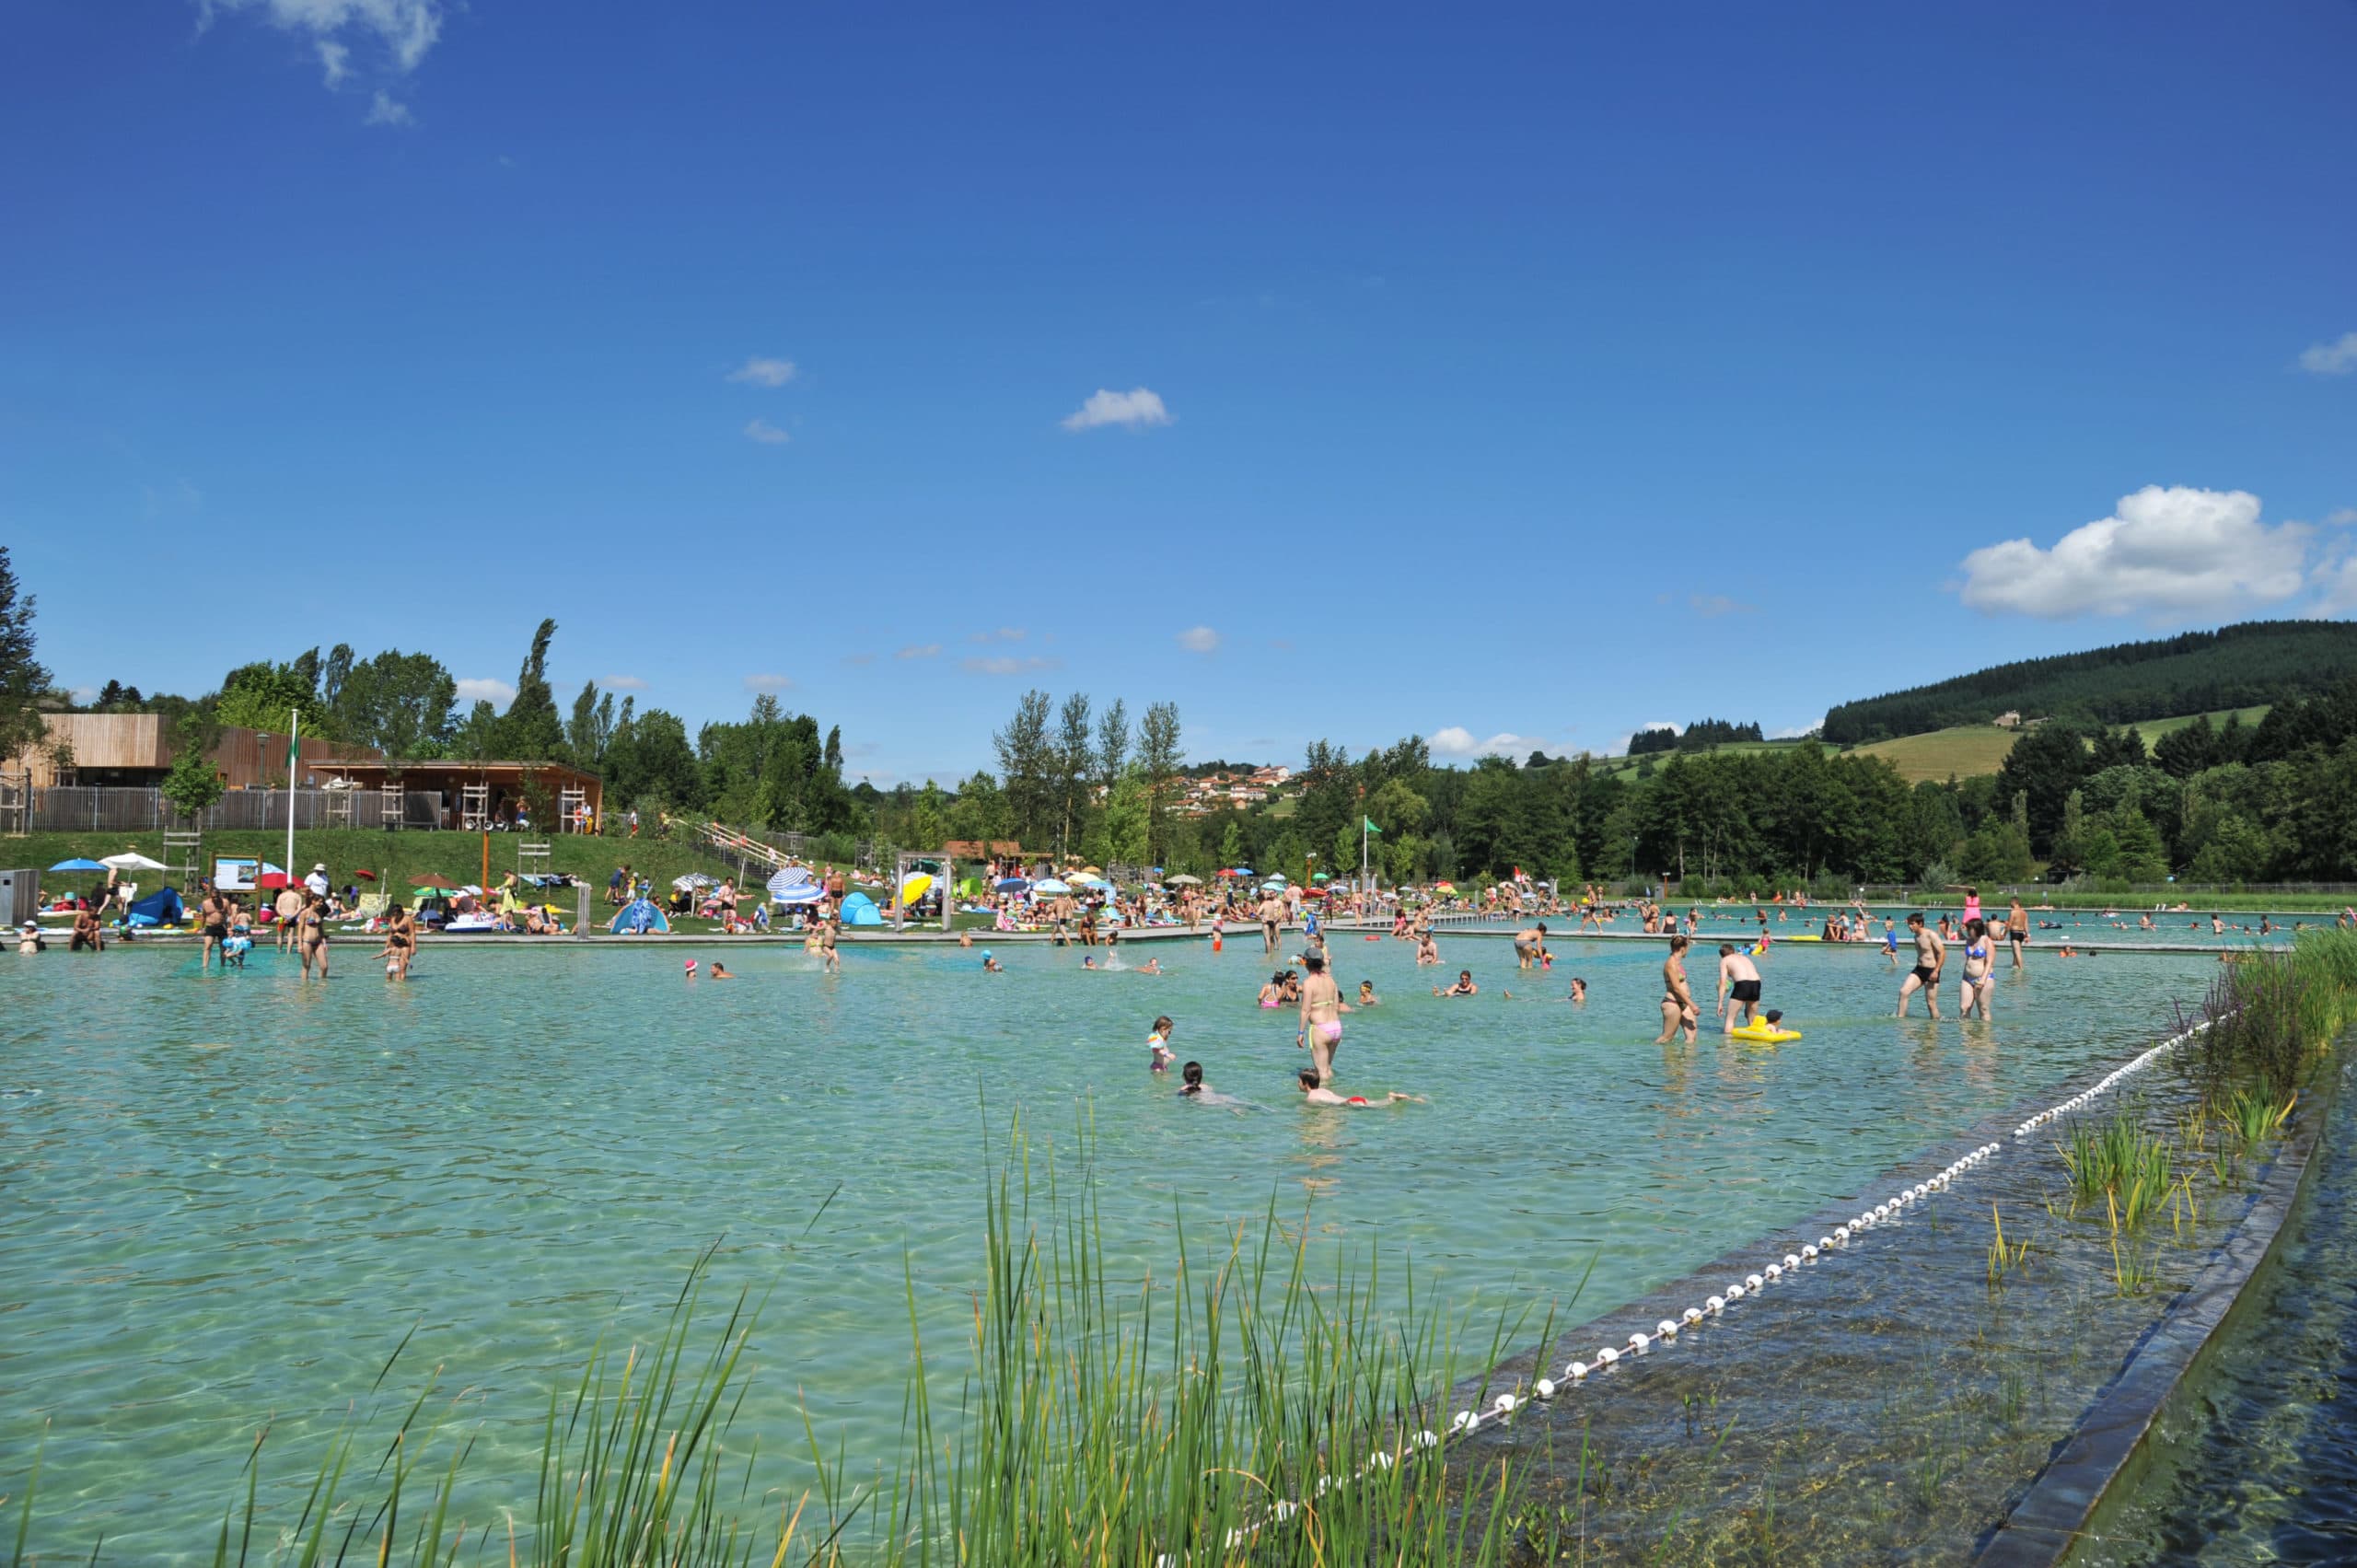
[2058,1115,2174,1228]
[2191,930,2357,1098]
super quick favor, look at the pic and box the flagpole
[284,707,298,877]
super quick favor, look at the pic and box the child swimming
[1148,1015,1176,1072]
[1356,980,1379,1006]
[1297,1068,1422,1108]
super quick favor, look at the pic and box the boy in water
[1148,1016,1177,1072]
[1897,913,1945,1018]
[1357,980,1379,1006]
[1298,1068,1422,1107]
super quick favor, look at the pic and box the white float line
[1163,1021,2217,1564]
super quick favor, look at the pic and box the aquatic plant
[2058,1115,2173,1227]
[1985,1205,2033,1288]
[2223,1085,2295,1154]
[2190,930,2357,1098]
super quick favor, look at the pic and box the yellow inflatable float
[1729,1020,1803,1043]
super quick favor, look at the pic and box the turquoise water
[0,933,2221,1558]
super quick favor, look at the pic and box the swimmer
[1357,980,1379,1006]
[981,950,1003,973]
[1297,952,1343,1084]
[1569,977,1587,1004]
[1716,943,1763,1034]
[1514,922,1546,970]
[1897,913,1944,1018]
[1414,931,1441,966]
[958,929,973,948]
[1179,1059,1205,1095]
[1257,972,1282,1007]
[1298,1067,1422,1107]
[1082,955,1097,970]
[1656,935,1698,1044]
[710,962,733,980]
[684,958,699,980]
[1148,1015,1177,1072]
[1435,969,1478,997]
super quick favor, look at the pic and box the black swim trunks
[1731,979,1761,1003]
[1911,964,1936,983]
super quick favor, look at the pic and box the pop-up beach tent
[126,887,185,927]
[609,898,670,935]
[839,891,884,927]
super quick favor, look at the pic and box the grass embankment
[5,1126,1547,1566]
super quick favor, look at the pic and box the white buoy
[1834,1225,1851,1242]
[1629,1331,1651,1351]
[1783,1252,1802,1270]
[1568,1360,1590,1379]
[1494,1393,1518,1415]
[1452,1410,1475,1432]
[1535,1378,1557,1400]
[1706,1295,1726,1312]
[1747,1272,1765,1290]
[1413,1431,1439,1449]
[1597,1346,1621,1365]
[1802,1244,1819,1260]
[1657,1318,1678,1338]
[1683,1307,1704,1324]
[1765,1263,1783,1281]
[1725,1283,1746,1300]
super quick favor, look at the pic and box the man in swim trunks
[1258,890,1284,955]
[1514,922,1546,970]
[1298,1068,1421,1107]
[274,880,304,952]
[1296,952,1343,1084]
[1656,935,1698,1044]
[1897,913,1944,1018]
[1716,943,1763,1034]
[198,884,228,971]
[70,905,104,952]
[819,914,841,974]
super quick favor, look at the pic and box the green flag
[1364,817,1381,834]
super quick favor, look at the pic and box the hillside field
[1851,705,2270,783]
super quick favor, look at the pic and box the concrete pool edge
[1969,1040,2345,1568]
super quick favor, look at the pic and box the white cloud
[602,675,647,691]
[896,643,942,660]
[1176,625,1220,654]
[203,0,444,73]
[2298,332,2357,376]
[316,39,349,84]
[1771,721,1823,740]
[1957,486,2311,621]
[1689,593,1753,617]
[727,356,796,388]
[744,418,790,445]
[2327,508,2357,528]
[963,655,1059,676]
[744,672,794,692]
[967,627,1027,643]
[455,677,515,706]
[1061,387,1171,433]
[2312,556,2357,617]
[365,89,412,125]
[1427,726,1543,760]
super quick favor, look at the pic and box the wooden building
[18,713,377,789]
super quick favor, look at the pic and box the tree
[1053,692,1095,859]
[497,619,564,760]
[320,644,354,713]
[565,681,616,770]
[1994,724,2092,854]
[993,690,1055,848]
[2108,807,2169,883]
[453,701,502,761]
[158,714,224,819]
[604,708,705,813]
[215,659,335,738]
[1095,698,1130,793]
[1136,701,1184,862]
[334,650,458,759]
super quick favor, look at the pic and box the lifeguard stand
[380,788,405,830]
[325,788,354,830]
[517,840,552,877]
[558,784,586,832]
[459,783,492,831]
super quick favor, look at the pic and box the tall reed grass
[2189,929,2357,1098]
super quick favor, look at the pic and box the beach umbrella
[900,872,935,904]
[993,876,1030,892]
[1073,874,1111,889]
[410,885,449,900]
[412,873,458,891]
[256,871,295,889]
[50,858,107,872]
[766,867,816,898]
[1311,872,1331,882]
[771,880,822,905]
[1164,873,1202,887]
[102,853,168,871]
[354,868,377,881]
[673,873,718,891]
[1034,878,1073,895]
[1076,865,1105,878]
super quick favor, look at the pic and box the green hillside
[1852,705,2270,783]
[1822,621,2357,744]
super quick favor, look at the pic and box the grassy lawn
[1589,738,1832,781]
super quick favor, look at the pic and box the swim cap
[684,959,698,971]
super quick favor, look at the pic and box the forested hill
[1822,621,2357,745]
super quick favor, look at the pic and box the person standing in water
[296,891,331,979]
[1297,952,1343,1084]
[1716,943,1763,1034]
[1656,935,1698,1044]
[2007,896,2029,969]
[1958,918,1993,1018]
[1258,889,1284,955]
[1897,913,1945,1018]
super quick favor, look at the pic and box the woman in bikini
[1959,918,1994,1018]
[297,891,331,979]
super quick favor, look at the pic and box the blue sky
[4,1,2352,784]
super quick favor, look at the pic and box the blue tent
[609,898,670,935]
[839,890,884,927]
[126,887,185,927]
